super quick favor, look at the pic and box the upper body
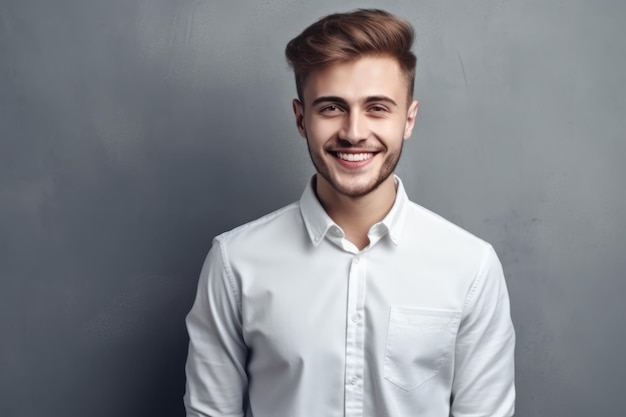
[184,8,515,417]
[184,176,515,417]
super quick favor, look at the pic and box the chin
[326,174,389,198]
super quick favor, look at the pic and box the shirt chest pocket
[384,306,461,391]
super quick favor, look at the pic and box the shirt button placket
[345,253,365,417]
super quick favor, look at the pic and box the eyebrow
[310,95,398,108]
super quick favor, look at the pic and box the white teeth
[336,152,373,162]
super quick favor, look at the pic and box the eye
[320,105,342,113]
[369,104,388,112]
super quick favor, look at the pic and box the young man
[184,9,515,417]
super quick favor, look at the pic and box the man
[184,9,515,417]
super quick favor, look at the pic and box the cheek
[372,124,404,142]
[306,120,338,144]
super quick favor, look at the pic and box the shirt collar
[299,177,336,247]
[378,176,409,245]
[299,175,410,247]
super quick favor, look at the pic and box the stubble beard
[306,138,403,198]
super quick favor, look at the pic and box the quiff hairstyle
[285,9,417,103]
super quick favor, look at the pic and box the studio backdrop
[1,1,624,416]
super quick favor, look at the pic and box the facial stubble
[304,134,403,198]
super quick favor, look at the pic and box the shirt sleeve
[184,239,248,417]
[450,244,516,416]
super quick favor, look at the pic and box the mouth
[328,150,378,169]
[335,152,375,162]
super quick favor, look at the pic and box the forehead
[302,56,408,105]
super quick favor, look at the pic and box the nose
[338,111,369,144]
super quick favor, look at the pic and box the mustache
[325,144,384,152]
[325,138,385,152]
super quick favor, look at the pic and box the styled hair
[285,9,417,102]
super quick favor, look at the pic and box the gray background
[1,0,624,416]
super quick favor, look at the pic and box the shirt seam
[461,243,493,316]
[216,238,242,310]
[215,202,301,310]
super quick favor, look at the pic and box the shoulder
[409,201,490,247]
[403,200,496,273]
[213,201,303,253]
[404,201,507,311]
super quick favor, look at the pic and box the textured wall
[1,1,624,416]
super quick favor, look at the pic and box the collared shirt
[184,176,515,417]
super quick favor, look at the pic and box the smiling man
[184,9,515,417]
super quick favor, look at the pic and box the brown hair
[285,9,417,102]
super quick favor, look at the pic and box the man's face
[293,55,418,198]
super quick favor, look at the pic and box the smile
[335,152,374,162]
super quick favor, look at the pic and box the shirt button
[351,313,361,323]
[354,255,360,264]
[349,376,358,385]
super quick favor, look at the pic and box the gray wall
[1,1,624,416]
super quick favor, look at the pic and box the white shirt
[184,177,515,417]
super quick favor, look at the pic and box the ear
[403,100,419,140]
[292,99,307,138]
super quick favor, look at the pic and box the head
[284,9,419,200]
[285,9,417,104]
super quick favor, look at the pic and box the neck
[315,175,397,250]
